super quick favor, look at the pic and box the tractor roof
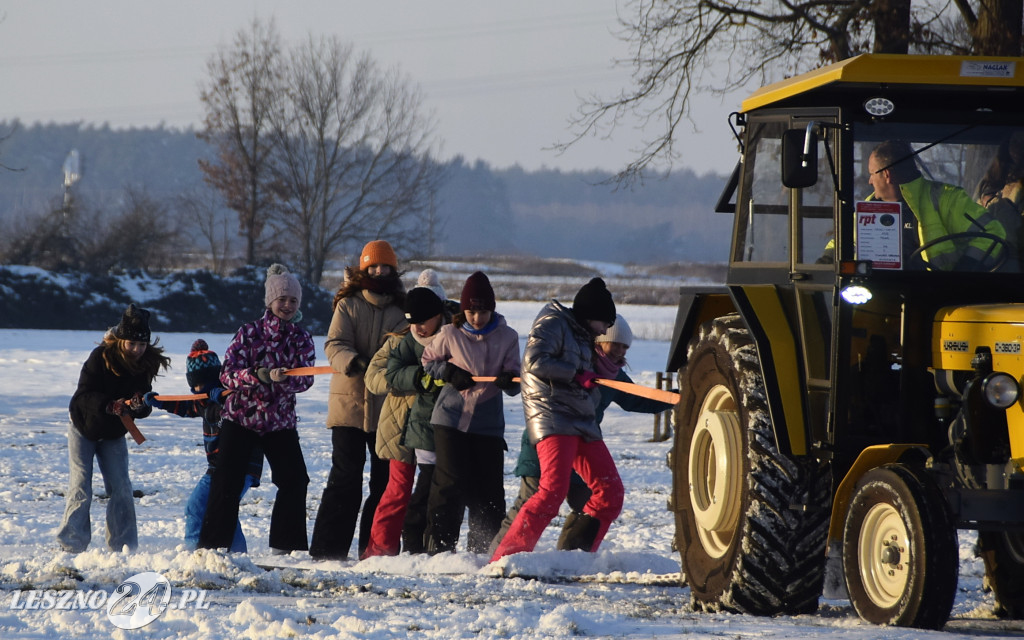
[742,54,1024,112]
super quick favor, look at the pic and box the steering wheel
[906,231,1011,272]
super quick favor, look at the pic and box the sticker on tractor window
[944,340,969,352]
[995,342,1021,354]
[855,201,902,269]
[960,61,1016,78]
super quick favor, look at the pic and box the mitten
[494,371,519,391]
[126,393,151,418]
[143,391,164,409]
[208,387,227,405]
[573,370,599,390]
[443,362,476,391]
[106,398,129,416]
[348,356,369,376]
[255,367,273,384]
[269,367,288,382]
[417,369,444,393]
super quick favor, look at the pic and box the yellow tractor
[666,54,1024,628]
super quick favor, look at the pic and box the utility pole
[61,149,81,229]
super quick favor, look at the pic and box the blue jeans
[56,424,138,553]
[185,472,255,552]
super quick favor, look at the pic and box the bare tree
[176,187,235,274]
[564,0,1024,182]
[198,18,285,266]
[78,187,179,273]
[267,35,442,283]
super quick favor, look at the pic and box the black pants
[426,425,506,554]
[199,421,309,551]
[402,463,434,554]
[309,427,388,559]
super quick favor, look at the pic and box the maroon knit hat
[460,271,495,312]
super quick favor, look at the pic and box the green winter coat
[385,331,442,452]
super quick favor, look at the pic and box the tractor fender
[827,443,932,545]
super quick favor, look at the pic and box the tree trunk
[973,0,1024,56]
[873,0,912,54]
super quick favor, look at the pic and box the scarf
[593,348,623,379]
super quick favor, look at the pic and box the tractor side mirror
[782,128,818,189]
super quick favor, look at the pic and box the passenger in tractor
[976,131,1024,272]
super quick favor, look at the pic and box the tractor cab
[667,54,1024,628]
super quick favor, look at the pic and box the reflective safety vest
[899,177,1006,269]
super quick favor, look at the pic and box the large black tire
[671,314,831,615]
[977,530,1024,618]
[842,464,958,629]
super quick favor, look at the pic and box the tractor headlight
[840,284,873,305]
[981,372,1020,409]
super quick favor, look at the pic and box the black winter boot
[426,534,455,555]
[556,511,601,551]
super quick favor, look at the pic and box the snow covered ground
[0,301,1021,639]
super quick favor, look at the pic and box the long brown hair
[332,267,406,311]
[978,131,1024,202]
[101,332,171,380]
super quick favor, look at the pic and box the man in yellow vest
[867,140,1007,270]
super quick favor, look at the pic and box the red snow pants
[361,459,416,559]
[490,434,623,562]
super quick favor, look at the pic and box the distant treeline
[0,121,733,265]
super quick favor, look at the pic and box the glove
[126,392,151,418]
[208,387,227,405]
[494,371,519,391]
[106,398,129,416]
[143,391,164,409]
[443,362,476,391]
[255,367,273,384]
[269,367,288,382]
[417,369,444,393]
[574,370,599,390]
[348,356,369,376]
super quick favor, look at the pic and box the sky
[0,300,1015,638]
[0,1,740,175]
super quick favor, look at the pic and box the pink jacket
[422,313,520,436]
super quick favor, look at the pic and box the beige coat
[324,289,407,430]
[367,333,415,464]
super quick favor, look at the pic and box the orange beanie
[359,240,398,270]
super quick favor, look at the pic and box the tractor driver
[818,140,1008,268]
[865,140,1007,270]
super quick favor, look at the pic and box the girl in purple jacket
[421,271,521,554]
[198,264,316,554]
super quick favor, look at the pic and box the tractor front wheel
[842,464,957,629]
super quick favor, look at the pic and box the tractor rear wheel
[672,314,830,615]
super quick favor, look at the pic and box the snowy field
[0,301,1021,639]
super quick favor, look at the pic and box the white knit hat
[596,313,633,347]
[416,268,447,301]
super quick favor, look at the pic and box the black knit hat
[114,304,152,343]
[460,271,496,312]
[405,287,445,324]
[572,278,616,325]
[185,339,222,390]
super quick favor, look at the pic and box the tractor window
[735,121,789,263]
[852,123,1024,273]
[796,133,836,265]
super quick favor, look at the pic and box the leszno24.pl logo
[9,571,210,630]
